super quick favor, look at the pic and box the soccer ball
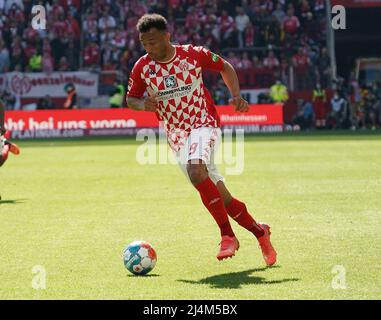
[123,241,157,275]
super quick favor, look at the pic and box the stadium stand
[0,0,380,129]
[1,1,327,86]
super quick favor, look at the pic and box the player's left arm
[220,61,249,112]
[197,46,248,112]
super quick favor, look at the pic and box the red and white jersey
[128,45,224,151]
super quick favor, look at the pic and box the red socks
[195,177,264,239]
[225,197,264,238]
[195,177,235,237]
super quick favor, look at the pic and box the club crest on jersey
[211,52,219,62]
[149,69,155,76]
[179,61,189,71]
[164,75,178,88]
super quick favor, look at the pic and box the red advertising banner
[5,104,283,139]
[331,0,381,7]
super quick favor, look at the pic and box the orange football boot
[257,223,277,266]
[217,236,240,260]
[8,141,20,155]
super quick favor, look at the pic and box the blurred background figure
[327,91,347,129]
[37,95,55,110]
[269,79,289,104]
[292,98,315,131]
[63,83,77,109]
[312,83,327,129]
[109,80,125,108]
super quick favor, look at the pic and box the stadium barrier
[4,104,283,139]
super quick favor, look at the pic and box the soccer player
[127,14,277,265]
[0,101,20,167]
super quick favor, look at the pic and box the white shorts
[175,127,225,185]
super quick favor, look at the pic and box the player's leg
[214,180,277,266]
[181,127,239,260]
[0,104,20,155]
[3,138,20,155]
[0,139,9,167]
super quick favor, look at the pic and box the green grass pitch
[0,132,380,299]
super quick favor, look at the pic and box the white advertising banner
[4,71,99,98]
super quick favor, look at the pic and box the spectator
[42,51,54,74]
[263,50,280,70]
[282,8,300,35]
[66,11,81,40]
[82,13,98,43]
[63,83,77,109]
[235,6,250,48]
[111,28,127,49]
[292,47,311,90]
[226,51,240,69]
[244,23,255,47]
[265,15,282,48]
[0,90,16,110]
[58,57,70,72]
[0,41,10,73]
[272,2,285,24]
[109,80,125,108]
[98,11,116,32]
[218,10,235,48]
[83,41,100,69]
[29,50,42,72]
[212,79,230,105]
[292,98,315,131]
[203,27,219,52]
[269,79,289,104]
[0,0,331,99]
[327,91,347,129]
[65,39,79,71]
[37,95,55,110]
[319,47,331,88]
[363,90,379,130]
[312,83,327,128]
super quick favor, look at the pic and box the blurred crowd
[290,77,381,131]
[1,0,330,90]
[2,0,378,130]
[0,0,81,73]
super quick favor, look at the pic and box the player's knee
[187,162,208,185]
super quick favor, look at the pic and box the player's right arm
[127,95,158,112]
[126,58,157,112]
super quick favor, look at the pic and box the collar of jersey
[153,45,177,64]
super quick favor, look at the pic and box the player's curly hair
[136,14,168,33]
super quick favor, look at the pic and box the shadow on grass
[0,199,27,205]
[126,273,160,278]
[177,266,300,289]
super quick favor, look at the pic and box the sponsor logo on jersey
[164,75,178,89]
[211,52,219,62]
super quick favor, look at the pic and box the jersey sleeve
[127,60,147,98]
[194,46,225,72]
